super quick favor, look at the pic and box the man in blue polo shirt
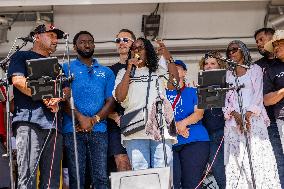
[62,31,115,189]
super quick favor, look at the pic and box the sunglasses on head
[228,47,240,54]
[204,53,214,60]
[114,37,134,43]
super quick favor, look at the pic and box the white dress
[223,64,281,189]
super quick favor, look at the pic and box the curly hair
[199,50,226,70]
[128,37,159,72]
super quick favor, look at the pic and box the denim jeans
[269,121,284,188]
[208,129,226,189]
[15,123,63,189]
[276,119,284,153]
[64,131,108,189]
[124,139,173,170]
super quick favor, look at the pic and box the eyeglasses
[114,37,134,43]
[130,45,145,51]
[227,47,240,54]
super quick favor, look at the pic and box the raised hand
[155,39,172,60]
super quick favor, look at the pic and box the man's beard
[258,49,270,57]
[77,49,94,58]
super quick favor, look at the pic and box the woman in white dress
[223,40,281,189]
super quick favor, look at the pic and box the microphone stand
[64,35,81,189]
[197,84,244,93]
[155,76,167,167]
[231,65,256,189]
[155,74,179,167]
[1,38,28,189]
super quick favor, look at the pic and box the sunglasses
[130,45,145,52]
[227,47,240,54]
[114,37,134,43]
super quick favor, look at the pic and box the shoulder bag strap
[144,70,152,121]
[171,85,186,109]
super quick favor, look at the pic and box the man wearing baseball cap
[263,30,284,158]
[7,22,65,188]
[30,23,65,40]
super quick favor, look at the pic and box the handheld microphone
[18,36,34,43]
[130,53,140,78]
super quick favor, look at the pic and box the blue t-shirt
[8,50,60,130]
[166,87,209,146]
[62,58,115,133]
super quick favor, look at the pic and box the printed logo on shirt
[92,70,106,78]
[276,71,284,78]
[167,93,184,115]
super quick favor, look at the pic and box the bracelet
[167,57,174,64]
[94,114,101,123]
[90,114,101,126]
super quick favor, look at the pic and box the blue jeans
[268,121,284,188]
[208,129,226,189]
[15,123,63,189]
[173,141,209,189]
[124,139,173,170]
[64,131,108,189]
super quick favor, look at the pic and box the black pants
[173,141,209,189]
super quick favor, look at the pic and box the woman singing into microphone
[223,40,281,188]
[113,37,179,170]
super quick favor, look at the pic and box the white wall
[0,1,272,83]
[0,1,269,54]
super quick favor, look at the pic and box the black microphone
[130,53,139,78]
[221,57,249,69]
[63,33,69,39]
[18,36,34,43]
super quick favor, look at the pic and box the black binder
[26,57,62,101]
[197,69,227,109]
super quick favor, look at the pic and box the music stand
[26,57,62,101]
[197,69,227,109]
